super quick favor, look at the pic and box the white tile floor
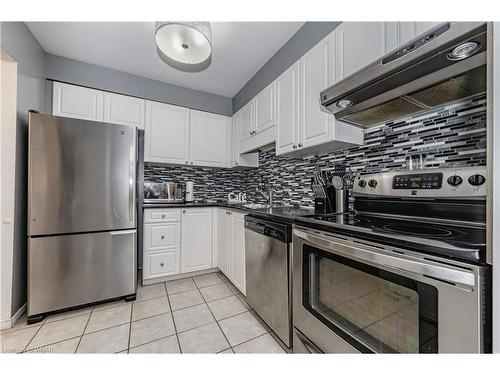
[0,272,286,354]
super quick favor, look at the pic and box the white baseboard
[0,303,26,331]
[142,268,219,286]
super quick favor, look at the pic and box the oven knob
[358,180,367,188]
[368,179,378,188]
[468,174,486,186]
[447,175,463,187]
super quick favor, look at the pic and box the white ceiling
[26,22,304,98]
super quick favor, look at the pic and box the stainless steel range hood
[320,22,487,128]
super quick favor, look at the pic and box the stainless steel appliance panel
[245,218,291,347]
[28,113,136,236]
[28,230,137,316]
[292,227,485,353]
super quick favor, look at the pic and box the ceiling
[26,22,304,98]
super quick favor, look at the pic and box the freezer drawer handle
[109,229,137,236]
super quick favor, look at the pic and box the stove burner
[375,223,455,237]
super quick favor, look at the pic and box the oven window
[303,244,438,353]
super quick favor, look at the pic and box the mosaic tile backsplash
[144,95,487,207]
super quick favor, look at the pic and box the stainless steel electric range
[292,166,491,354]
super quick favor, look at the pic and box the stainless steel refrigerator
[27,112,137,322]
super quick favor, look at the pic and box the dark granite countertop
[141,201,316,224]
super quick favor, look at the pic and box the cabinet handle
[185,161,188,164]
[190,161,194,165]
[298,143,303,148]
[235,161,238,165]
[161,235,165,239]
[160,262,164,267]
[161,214,166,218]
[182,210,186,213]
[293,144,297,149]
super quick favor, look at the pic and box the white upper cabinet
[180,208,213,274]
[144,101,190,164]
[230,113,259,168]
[189,110,229,168]
[254,81,276,133]
[334,22,398,81]
[397,22,443,46]
[276,32,363,156]
[299,33,335,149]
[52,82,104,121]
[103,92,145,129]
[239,101,254,142]
[276,62,300,155]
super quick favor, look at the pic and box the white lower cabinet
[180,208,213,273]
[216,209,231,275]
[142,207,245,291]
[216,209,246,295]
[143,208,182,281]
[230,212,246,295]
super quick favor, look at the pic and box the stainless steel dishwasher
[245,215,292,348]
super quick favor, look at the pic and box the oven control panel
[354,166,487,198]
[392,173,442,189]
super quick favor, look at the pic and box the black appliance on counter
[293,166,491,354]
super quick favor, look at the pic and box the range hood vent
[320,22,487,128]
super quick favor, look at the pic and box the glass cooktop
[296,212,486,263]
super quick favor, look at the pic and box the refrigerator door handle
[129,146,135,222]
[110,229,137,236]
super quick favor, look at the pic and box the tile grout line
[126,298,134,354]
[163,282,182,354]
[231,331,270,352]
[20,319,46,353]
[74,306,94,354]
[196,277,233,353]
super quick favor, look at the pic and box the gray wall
[232,22,341,113]
[0,22,47,315]
[45,54,233,116]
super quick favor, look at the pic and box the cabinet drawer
[144,208,180,223]
[143,249,180,279]
[144,222,180,251]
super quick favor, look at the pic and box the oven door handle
[294,229,476,287]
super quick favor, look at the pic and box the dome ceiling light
[155,22,212,72]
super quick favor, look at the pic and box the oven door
[292,227,486,353]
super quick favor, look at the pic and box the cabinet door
[398,22,442,46]
[276,61,300,155]
[144,101,190,164]
[231,113,259,168]
[239,101,254,142]
[254,81,276,133]
[334,22,398,81]
[52,82,103,121]
[216,209,230,276]
[180,208,213,273]
[103,92,145,129]
[189,110,229,167]
[230,212,246,295]
[299,34,335,149]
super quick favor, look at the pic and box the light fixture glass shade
[155,22,212,72]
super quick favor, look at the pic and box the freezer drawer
[28,230,137,316]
